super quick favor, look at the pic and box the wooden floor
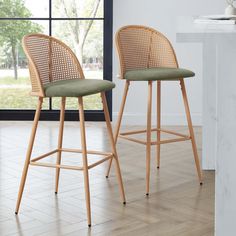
[0,121,214,236]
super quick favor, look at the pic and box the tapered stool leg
[15,97,43,214]
[156,81,161,168]
[78,97,91,227]
[180,79,203,184]
[146,81,152,196]
[101,92,126,204]
[106,81,130,178]
[55,97,66,194]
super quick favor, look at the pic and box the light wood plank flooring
[0,121,214,236]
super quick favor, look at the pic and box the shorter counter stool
[106,25,203,195]
[15,34,126,227]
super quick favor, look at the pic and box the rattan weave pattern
[116,25,178,79]
[23,34,84,97]
[28,61,41,94]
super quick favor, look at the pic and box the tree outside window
[0,0,103,110]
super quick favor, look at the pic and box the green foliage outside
[53,0,102,63]
[0,88,102,110]
[0,71,103,110]
[0,0,104,110]
[0,0,42,80]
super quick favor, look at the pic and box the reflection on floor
[0,121,214,236]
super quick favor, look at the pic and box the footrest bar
[31,149,58,162]
[119,135,147,145]
[61,148,111,156]
[88,155,113,169]
[120,128,157,136]
[120,128,190,139]
[151,137,191,145]
[30,161,83,170]
[30,150,113,171]
[159,129,190,139]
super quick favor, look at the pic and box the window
[0,0,112,120]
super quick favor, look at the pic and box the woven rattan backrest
[22,34,84,97]
[116,25,178,79]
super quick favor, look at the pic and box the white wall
[113,0,225,126]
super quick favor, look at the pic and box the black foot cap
[200,182,203,186]
[123,201,126,205]
[146,193,149,196]
[88,224,91,227]
[157,166,159,169]
[55,192,57,194]
[105,176,108,179]
[15,212,18,215]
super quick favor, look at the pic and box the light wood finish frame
[118,134,190,146]
[146,81,152,195]
[1,122,214,235]
[15,34,126,227]
[106,25,203,193]
[29,150,113,171]
[157,81,161,168]
[106,81,130,177]
[101,92,126,203]
[15,97,43,214]
[15,96,125,227]
[120,128,190,138]
[78,97,91,226]
[180,80,203,184]
[55,97,66,194]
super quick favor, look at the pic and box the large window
[0,0,112,120]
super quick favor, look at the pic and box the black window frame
[0,0,113,121]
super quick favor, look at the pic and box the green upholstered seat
[124,68,195,81]
[44,79,115,97]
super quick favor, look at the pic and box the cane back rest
[22,34,84,97]
[115,25,179,79]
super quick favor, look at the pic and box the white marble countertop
[176,16,236,42]
[176,16,236,236]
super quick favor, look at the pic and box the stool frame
[106,25,203,195]
[15,34,126,227]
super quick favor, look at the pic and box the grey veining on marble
[176,16,236,236]
[215,38,236,236]
[176,16,219,171]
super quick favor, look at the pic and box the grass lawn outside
[0,69,103,110]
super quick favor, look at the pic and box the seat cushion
[44,79,115,97]
[124,67,195,81]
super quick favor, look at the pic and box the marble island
[176,16,236,236]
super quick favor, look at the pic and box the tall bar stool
[15,34,126,227]
[106,25,203,195]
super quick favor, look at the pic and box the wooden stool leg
[146,81,152,196]
[180,79,203,184]
[15,97,43,214]
[156,81,161,168]
[106,81,130,178]
[78,97,91,227]
[55,97,66,194]
[101,92,126,204]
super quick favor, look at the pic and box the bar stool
[106,25,203,195]
[15,34,126,227]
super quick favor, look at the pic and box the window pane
[52,0,103,18]
[52,20,103,110]
[0,0,49,18]
[0,20,49,109]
